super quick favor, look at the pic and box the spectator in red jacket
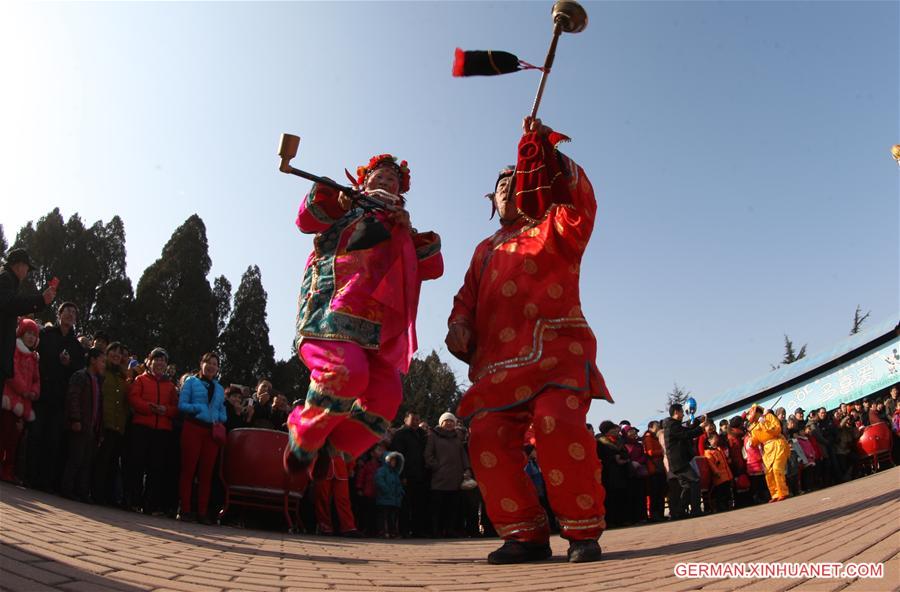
[125,347,178,514]
[1,318,41,483]
[353,444,384,536]
[696,420,717,457]
[642,421,666,522]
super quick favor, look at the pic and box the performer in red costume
[446,118,611,564]
[285,154,443,478]
[313,452,362,537]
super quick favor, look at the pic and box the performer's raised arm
[515,118,596,246]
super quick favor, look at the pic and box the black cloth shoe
[567,539,602,563]
[487,540,552,565]
[176,511,196,523]
[341,529,365,538]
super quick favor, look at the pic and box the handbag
[211,422,227,446]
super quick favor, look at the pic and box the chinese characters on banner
[712,338,899,422]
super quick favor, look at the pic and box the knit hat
[4,248,36,272]
[16,318,39,338]
[438,412,458,425]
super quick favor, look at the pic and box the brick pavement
[1,467,898,591]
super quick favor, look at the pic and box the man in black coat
[389,412,429,537]
[27,301,84,491]
[663,403,706,519]
[61,347,106,501]
[0,249,55,383]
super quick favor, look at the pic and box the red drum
[857,422,892,457]
[219,428,308,530]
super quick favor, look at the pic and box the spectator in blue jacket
[176,352,226,524]
[375,451,405,538]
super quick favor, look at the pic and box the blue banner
[711,336,900,422]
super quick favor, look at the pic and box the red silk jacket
[449,151,612,419]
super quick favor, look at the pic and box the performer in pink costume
[284,154,443,475]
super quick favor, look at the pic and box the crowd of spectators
[2,250,899,538]
[590,389,900,527]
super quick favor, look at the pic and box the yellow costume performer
[746,405,790,501]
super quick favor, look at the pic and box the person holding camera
[663,404,707,519]
[224,386,252,432]
[249,379,274,428]
[29,301,82,492]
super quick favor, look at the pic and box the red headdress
[346,154,411,194]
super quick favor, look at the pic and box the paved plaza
[1,467,898,592]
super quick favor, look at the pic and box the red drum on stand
[218,428,309,531]
[857,422,891,456]
[856,422,894,471]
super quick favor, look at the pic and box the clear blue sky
[2,1,898,429]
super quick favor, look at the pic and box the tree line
[1,212,462,425]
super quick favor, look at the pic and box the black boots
[486,539,602,564]
[487,540,553,564]
[567,539,603,563]
[283,442,313,475]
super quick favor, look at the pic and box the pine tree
[11,210,126,332]
[92,277,135,343]
[850,305,871,335]
[0,224,7,256]
[218,265,275,385]
[771,334,807,370]
[272,356,311,403]
[398,351,463,426]
[660,382,691,415]
[213,275,232,336]
[133,214,218,369]
[89,216,134,340]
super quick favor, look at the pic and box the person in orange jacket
[746,404,790,502]
[642,421,666,522]
[703,432,733,512]
[125,347,178,514]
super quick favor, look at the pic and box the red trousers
[179,420,221,515]
[286,339,401,464]
[0,410,23,481]
[468,389,606,543]
[314,475,356,534]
